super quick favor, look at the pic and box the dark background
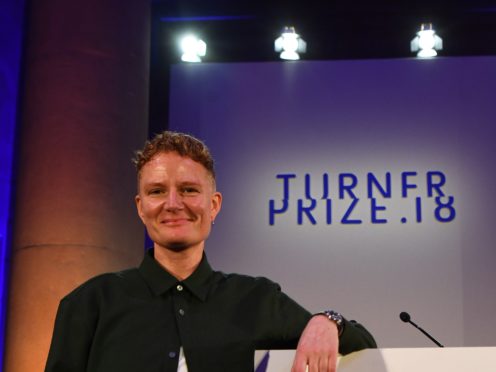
[149,0,496,133]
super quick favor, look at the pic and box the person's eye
[182,187,199,194]
[148,189,164,195]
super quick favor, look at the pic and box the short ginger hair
[133,131,216,184]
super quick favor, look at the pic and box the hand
[291,315,340,372]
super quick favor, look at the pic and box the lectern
[255,347,496,371]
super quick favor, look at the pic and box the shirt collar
[139,249,214,302]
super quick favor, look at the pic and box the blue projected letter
[341,198,362,224]
[367,172,392,198]
[427,171,446,197]
[371,198,387,223]
[401,171,417,197]
[339,173,358,199]
[434,196,456,222]
[277,173,296,199]
[269,199,289,225]
[304,174,313,199]
[298,198,317,225]
[321,173,330,199]
[268,173,296,225]
[325,198,332,225]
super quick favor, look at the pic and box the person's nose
[165,189,183,210]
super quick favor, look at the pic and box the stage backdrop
[169,56,496,348]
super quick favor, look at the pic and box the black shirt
[45,250,376,372]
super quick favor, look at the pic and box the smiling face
[135,151,222,253]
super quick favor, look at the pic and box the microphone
[399,311,444,347]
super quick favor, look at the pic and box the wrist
[314,310,344,336]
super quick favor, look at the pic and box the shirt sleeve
[338,318,377,354]
[44,293,96,372]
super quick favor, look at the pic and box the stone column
[4,0,150,370]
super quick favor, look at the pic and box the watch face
[330,312,343,324]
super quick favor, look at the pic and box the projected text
[268,171,456,225]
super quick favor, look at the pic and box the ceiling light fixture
[180,35,206,63]
[411,23,443,58]
[274,26,306,61]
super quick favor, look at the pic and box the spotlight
[410,23,442,58]
[180,35,206,63]
[274,26,306,61]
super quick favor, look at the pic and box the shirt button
[176,284,183,291]
[168,351,176,358]
[179,308,185,316]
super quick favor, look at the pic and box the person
[45,131,376,372]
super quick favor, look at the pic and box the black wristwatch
[315,310,344,336]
